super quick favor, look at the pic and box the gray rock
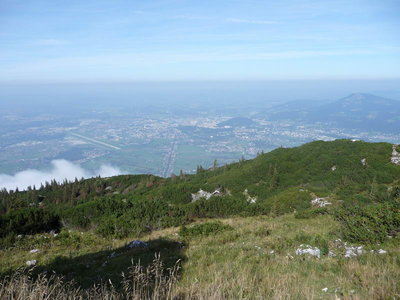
[361,158,367,166]
[344,246,363,258]
[311,197,331,207]
[191,188,222,202]
[127,240,148,248]
[295,245,321,258]
[26,260,37,266]
[391,145,400,165]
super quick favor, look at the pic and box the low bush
[186,196,251,218]
[265,188,311,216]
[335,198,400,244]
[179,221,233,238]
[0,207,60,239]
[294,207,329,219]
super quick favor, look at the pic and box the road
[162,138,178,177]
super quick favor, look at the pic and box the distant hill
[310,93,400,132]
[257,100,318,121]
[217,117,258,127]
[264,93,400,133]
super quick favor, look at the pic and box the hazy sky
[1,0,399,82]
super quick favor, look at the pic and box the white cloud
[0,160,122,191]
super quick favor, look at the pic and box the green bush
[264,188,311,216]
[186,196,251,218]
[0,232,16,249]
[95,216,148,238]
[0,207,60,238]
[335,198,400,244]
[294,207,328,219]
[179,221,233,238]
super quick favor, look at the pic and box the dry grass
[170,215,400,300]
[122,253,181,300]
[0,254,181,300]
[1,214,399,299]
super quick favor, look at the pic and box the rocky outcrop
[361,158,367,166]
[295,245,321,258]
[191,188,222,202]
[344,245,364,258]
[311,197,331,207]
[127,240,148,248]
[26,260,37,266]
[391,145,400,165]
[243,189,257,204]
[294,239,387,259]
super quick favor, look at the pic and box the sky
[0,0,400,82]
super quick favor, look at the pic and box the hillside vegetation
[0,139,399,299]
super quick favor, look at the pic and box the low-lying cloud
[0,160,122,191]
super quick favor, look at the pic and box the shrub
[95,216,148,238]
[179,221,233,238]
[265,188,311,216]
[335,198,400,244]
[0,207,60,238]
[0,233,16,249]
[294,207,328,219]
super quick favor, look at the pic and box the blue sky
[0,0,399,81]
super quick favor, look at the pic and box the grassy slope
[3,140,398,211]
[151,140,399,207]
[176,215,399,299]
[198,140,398,193]
[1,139,399,299]
[1,214,399,299]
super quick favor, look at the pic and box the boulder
[127,240,148,248]
[295,245,321,258]
[26,260,37,266]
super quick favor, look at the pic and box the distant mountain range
[260,93,400,133]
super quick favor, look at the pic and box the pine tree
[270,165,279,189]
[196,165,204,174]
[213,159,218,169]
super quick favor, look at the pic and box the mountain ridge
[262,93,400,133]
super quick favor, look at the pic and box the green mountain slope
[1,139,399,239]
[0,139,399,299]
